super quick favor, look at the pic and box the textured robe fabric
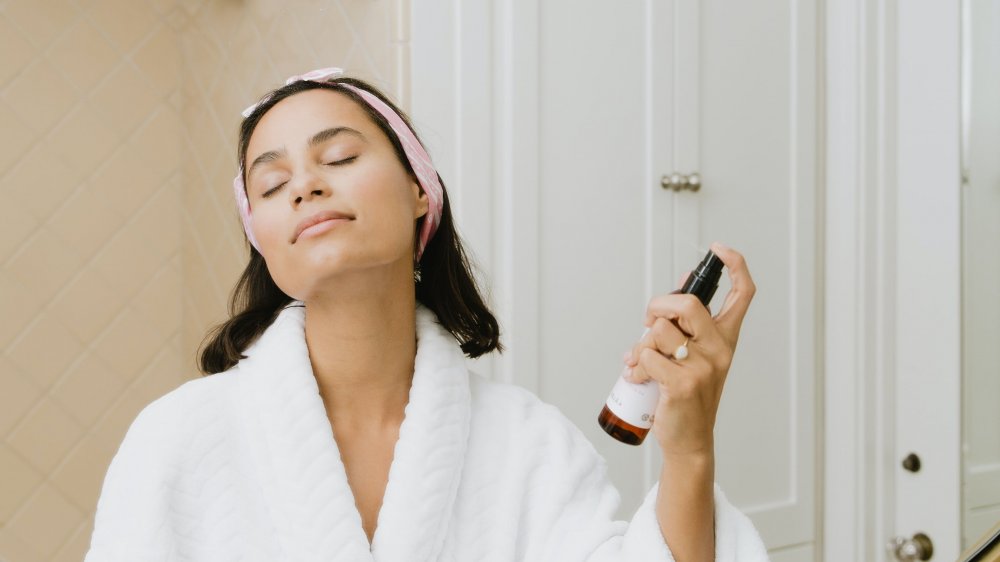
[84,301,769,561]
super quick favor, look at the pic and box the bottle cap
[680,250,725,307]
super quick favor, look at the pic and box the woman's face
[243,88,428,301]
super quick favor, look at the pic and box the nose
[287,167,329,206]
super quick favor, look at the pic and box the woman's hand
[623,241,756,459]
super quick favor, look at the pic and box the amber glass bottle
[598,250,724,445]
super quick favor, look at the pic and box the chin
[302,246,353,271]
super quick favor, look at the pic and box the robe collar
[233,300,471,561]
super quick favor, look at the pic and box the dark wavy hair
[197,77,504,375]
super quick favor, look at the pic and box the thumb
[677,270,692,289]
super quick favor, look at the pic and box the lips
[292,209,354,243]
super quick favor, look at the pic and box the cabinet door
[413,0,820,559]
[692,1,819,558]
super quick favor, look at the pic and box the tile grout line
[1,323,184,554]
[1,72,179,279]
[2,171,183,398]
[1,99,177,271]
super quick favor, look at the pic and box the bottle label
[605,374,660,429]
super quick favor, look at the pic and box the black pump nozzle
[678,250,725,307]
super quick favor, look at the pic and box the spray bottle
[598,249,725,445]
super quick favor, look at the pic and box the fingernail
[620,366,632,380]
[623,351,632,364]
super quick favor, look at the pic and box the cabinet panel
[537,0,658,518]
[413,0,820,556]
[697,1,819,549]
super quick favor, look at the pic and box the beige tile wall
[0,1,407,560]
[178,0,409,367]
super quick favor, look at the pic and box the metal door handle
[886,532,933,561]
[660,172,701,192]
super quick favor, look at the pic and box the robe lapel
[235,301,471,562]
[370,302,471,562]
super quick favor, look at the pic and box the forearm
[656,452,715,562]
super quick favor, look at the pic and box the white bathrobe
[85,301,769,561]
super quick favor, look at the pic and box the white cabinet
[413,1,820,558]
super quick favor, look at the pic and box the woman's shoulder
[464,371,610,483]
[466,371,597,448]
[467,370,552,415]
[155,367,240,410]
[122,369,242,444]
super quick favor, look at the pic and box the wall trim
[825,0,962,559]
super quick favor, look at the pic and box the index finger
[709,241,757,343]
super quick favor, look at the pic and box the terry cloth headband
[233,67,444,261]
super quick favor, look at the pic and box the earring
[413,261,422,283]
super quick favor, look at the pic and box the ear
[412,180,429,219]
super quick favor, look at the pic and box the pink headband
[233,67,443,261]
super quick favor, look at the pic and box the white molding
[894,0,961,555]
[823,0,859,556]
[411,0,541,392]
[825,0,903,558]
[824,0,891,559]
[488,0,541,393]
[826,0,962,559]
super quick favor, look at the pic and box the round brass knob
[886,532,934,561]
[687,173,701,192]
[902,453,921,473]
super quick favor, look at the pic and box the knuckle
[679,294,701,315]
[639,347,659,363]
[626,358,641,375]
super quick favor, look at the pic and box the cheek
[249,208,286,248]
[365,191,418,245]
[352,169,416,225]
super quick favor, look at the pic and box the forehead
[246,88,377,157]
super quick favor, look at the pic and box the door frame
[824,0,961,560]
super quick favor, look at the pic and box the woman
[85,68,767,561]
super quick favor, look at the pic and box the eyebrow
[246,126,367,180]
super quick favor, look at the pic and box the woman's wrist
[658,433,716,464]
[656,448,716,561]
[660,448,714,498]
[661,448,715,473]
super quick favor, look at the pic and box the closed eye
[261,156,358,198]
[326,155,358,166]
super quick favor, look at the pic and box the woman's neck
[303,283,418,431]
